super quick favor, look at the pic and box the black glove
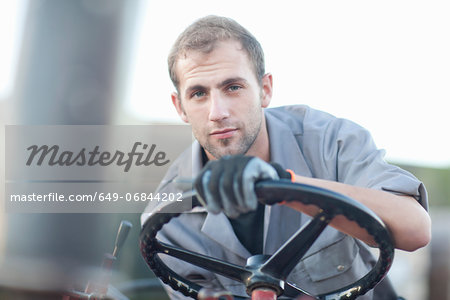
[269,162,292,180]
[194,155,292,218]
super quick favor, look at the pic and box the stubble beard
[199,114,262,159]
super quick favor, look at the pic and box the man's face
[172,40,272,159]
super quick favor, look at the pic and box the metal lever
[112,220,133,258]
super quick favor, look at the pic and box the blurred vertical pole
[428,220,450,300]
[5,0,140,291]
[15,0,127,125]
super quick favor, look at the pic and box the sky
[0,0,26,99]
[124,0,450,168]
[1,1,449,168]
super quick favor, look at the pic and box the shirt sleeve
[318,114,428,211]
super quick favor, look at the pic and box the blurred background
[0,0,449,299]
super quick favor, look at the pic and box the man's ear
[261,73,273,108]
[171,92,189,123]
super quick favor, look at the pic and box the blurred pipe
[428,228,450,300]
[14,0,127,125]
[3,0,141,294]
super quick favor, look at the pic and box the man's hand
[194,155,290,218]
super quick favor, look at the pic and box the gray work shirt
[141,105,427,300]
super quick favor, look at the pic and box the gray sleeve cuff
[381,181,428,211]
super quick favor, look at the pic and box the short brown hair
[168,15,265,91]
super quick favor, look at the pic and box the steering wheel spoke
[284,282,315,299]
[261,210,333,280]
[157,242,252,283]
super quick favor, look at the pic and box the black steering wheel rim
[140,180,395,300]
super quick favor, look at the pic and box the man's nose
[208,90,230,121]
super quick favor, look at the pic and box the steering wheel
[140,180,395,300]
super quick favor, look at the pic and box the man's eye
[228,85,241,92]
[191,91,206,98]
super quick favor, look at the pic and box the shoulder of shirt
[266,104,341,121]
[265,105,347,133]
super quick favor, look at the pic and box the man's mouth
[210,128,238,139]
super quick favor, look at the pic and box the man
[141,15,431,299]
